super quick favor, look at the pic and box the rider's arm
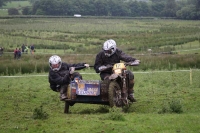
[118,49,136,62]
[49,70,70,85]
[94,52,103,73]
[68,62,87,70]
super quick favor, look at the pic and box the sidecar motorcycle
[63,61,139,113]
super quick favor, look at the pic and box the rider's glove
[84,64,90,68]
[99,65,107,71]
[69,67,75,74]
[131,60,140,66]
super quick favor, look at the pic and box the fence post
[190,68,192,85]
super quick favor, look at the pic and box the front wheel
[108,81,122,107]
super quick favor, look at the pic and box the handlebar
[125,61,140,66]
[99,61,140,72]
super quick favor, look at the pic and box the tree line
[2,0,200,20]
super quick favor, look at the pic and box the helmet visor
[104,49,112,54]
[50,62,61,71]
[104,48,114,57]
[51,64,60,69]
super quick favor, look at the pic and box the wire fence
[0,69,199,88]
[134,69,200,89]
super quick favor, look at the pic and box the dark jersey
[94,48,136,73]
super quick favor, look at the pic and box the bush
[169,99,183,113]
[32,105,49,120]
[158,99,183,114]
[22,7,31,15]
[35,9,45,15]
[8,8,19,15]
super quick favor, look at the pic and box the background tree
[28,0,39,4]
[151,1,165,16]
[0,0,10,7]
[176,5,197,19]
[150,0,165,2]
[32,0,61,15]
[8,8,19,15]
[94,0,109,16]
[22,6,31,15]
[21,0,199,20]
[138,1,151,17]
[162,0,177,17]
[109,0,130,16]
[129,1,139,17]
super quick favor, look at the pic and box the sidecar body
[65,79,110,104]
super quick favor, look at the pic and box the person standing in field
[1,47,3,54]
[21,44,25,53]
[0,47,2,56]
[24,45,29,54]
[30,44,35,55]
[14,48,18,59]
[17,48,22,59]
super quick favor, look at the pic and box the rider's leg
[60,72,82,100]
[127,71,136,102]
[60,84,68,100]
[100,72,111,80]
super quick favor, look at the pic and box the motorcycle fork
[122,70,129,105]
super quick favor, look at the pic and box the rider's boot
[60,85,68,101]
[128,92,136,102]
[128,79,137,102]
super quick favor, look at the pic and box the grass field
[0,16,200,132]
[0,17,199,56]
[0,70,200,133]
[0,18,199,75]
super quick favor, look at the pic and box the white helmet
[103,39,117,57]
[49,55,62,72]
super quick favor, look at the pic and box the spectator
[21,44,25,53]
[17,48,22,59]
[24,45,29,54]
[1,47,3,55]
[14,48,18,59]
[30,44,35,55]
[0,47,2,56]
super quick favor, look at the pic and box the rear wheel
[108,81,122,107]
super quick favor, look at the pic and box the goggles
[104,49,112,54]
[51,63,60,69]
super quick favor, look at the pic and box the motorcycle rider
[48,55,89,100]
[94,39,140,102]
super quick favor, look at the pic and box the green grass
[0,18,199,55]
[160,40,200,54]
[0,70,200,133]
[0,9,8,16]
